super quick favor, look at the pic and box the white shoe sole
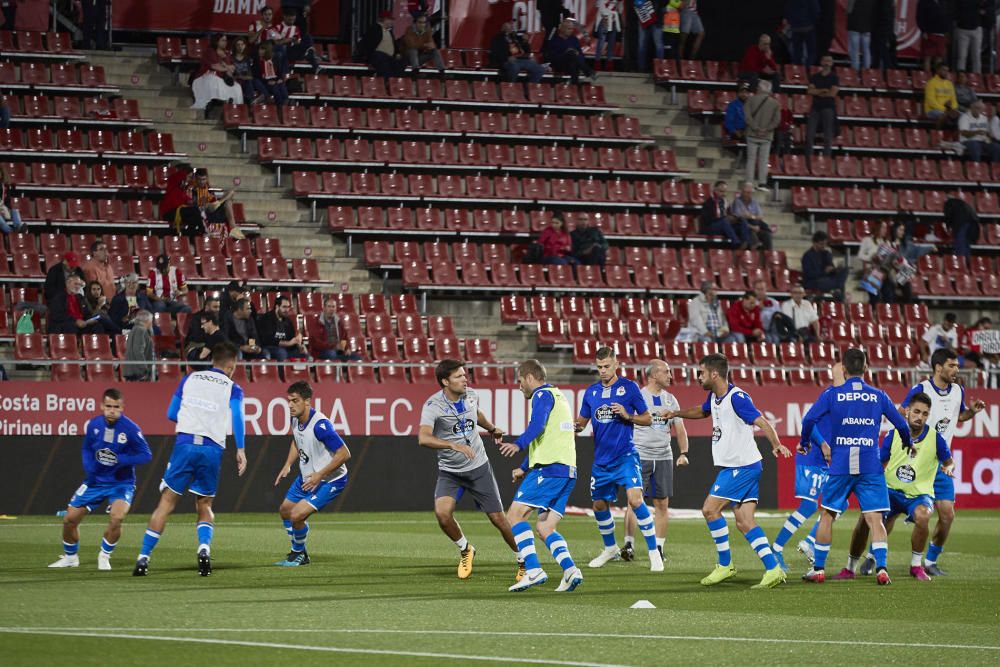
[555,571,583,592]
[587,549,620,568]
[98,558,111,571]
[47,559,79,568]
[508,573,548,592]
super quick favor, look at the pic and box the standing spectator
[739,34,781,92]
[44,252,83,303]
[362,11,406,78]
[730,182,774,250]
[0,0,15,31]
[539,214,579,265]
[917,0,953,72]
[744,80,780,191]
[752,278,782,342]
[50,274,107,335]
[727,291,764,343]
[124,310,154,382]
[306,297,361,361]
[633,0,663,72]
[221,298,267,360]
[678,0,705,60]
[490,22,545,83]
[254,40,290,107]
[923,62,959,128]
[780,285,821,341]
[267,7,320,72]
[185,313,227,366]
[191,34,243,113]
[548,19,597,84]
[82,240,117,300]
[258,296,308,361]
[847,0,876,70]
[109,273,154,332]
[959,100,1000,162]
[686,281,734,343]
[662,0,682,61]
[147,254,191,315]
[700,180,749,249]
[75,0,110,50]
[539,0,570,46]
[871,0,897,70]
[943,196,980,257]
[184,295,222,348]
[954,70,978,111]
[784,0,820,66]
[594,0,622,71]
[723,83,750,140]
[954,0,985,73]
[193,168,245,239]
[232,36,263,104]
[921,312,959,358]
[401,13,445,74]
[248,4,275,47]
[801,231,847,297]
[569,212,608,265]
[0,164,23,234]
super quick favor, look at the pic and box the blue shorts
[933,468,956,502]
[161,442,224,497]
[590,451,643,502]
[709,461,763,505]
[514,469,576,517]
[821,473,890,515]
[795,464,829,501]
[285,474,348,511]
[886,488,933,522]
[69,482,135,512]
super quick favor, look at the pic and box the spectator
[662,1,682,61]
[727,291,764,343]
[858,221,906,304]
[124,310,154,382]
[147,254,192,315]
[784,0,820,66]
[548,19,597,84]
[805,53,839,159]
[774,94,795,164]
[0,164,24,234]
[231,36,262,104]
[220,280,250,315]
[108,273,155,331]
[922,312,959,358]
[267,7,319,73]
[83,280,120,334]
[185,295,222,348]
[44,251,83,303]
[191,34,243,114]
[678,0,705,60]
[0,1,14,33]
[539,0,571,46]
[739,33,781,92]
[539,214,579,265]
[752,278,782,342]
[362,11,406,78]
[857,220,892,267]
[159,162,202,236]
[401,13,445,74]
[847,0,876,70]
[954,70,978,111]
[258,296,308,361]
[723,83,750,140]
[247,4,275,47]
[731,182,773,250]
[186,312,227,365]
[745,79,780,191]
[923,61,959,128]
[871,0,897,70]
[569,212,608,265]
[254,40,290,107]
[82,240,117,300]
[780,285,821,341]
[50,274,107,335]
[959,100,1000,162]
[891,221,936,265]
[633,0,663,72]
[0,97,10,129]
[490,21,544,83]
[802,231,848,297]
[960,316,995,372]
[306,297,362,361]
[593,0,622,71]
[222,298,267,360]
[686,281,734,343]
[192,168,245,239]
[991,102,1000,143]
[943,196,980,257]
[954,0,985,73]
[700,180,749,249]
[76,0,110,50]
[917,0,953,72]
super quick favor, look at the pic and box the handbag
[15,310,34,334]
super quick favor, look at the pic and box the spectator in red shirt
[739,33,781,92]
[727,290,764,343]
[538,214,579,265]
[159,162,204,236]
[306,297,361,361]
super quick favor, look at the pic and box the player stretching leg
[273,381,351,566]
[799,348,911,585]
[418,359,520,580]
[621,360,689,563]
[666,353,792,589]
[133,342,247,577]
[575,347,662,573]
[498,360,583,593]
[49,389,152,571]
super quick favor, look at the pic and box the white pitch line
[0,628,628,667]
[8,627,999,653]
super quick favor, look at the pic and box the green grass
[1,510,999,666]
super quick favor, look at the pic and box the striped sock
[706,517,731,567]
[656,537,665,549]
[925,543,943,565]
[513,521,541,573]
[744,526,778,570]
[283,519,293,536]
[196,522,214,553]
[871,541,888,569]
[100,538,117,556]
[63,540,79,557]
[633,503,658,552]
[773,499,818,552]
[806,517,819,546]
[139,529,161,558]
[594,510,616,548]
[813,541,831,570]
[291,524,309,553]
[545,531,576,572]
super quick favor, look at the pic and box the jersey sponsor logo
[895,464,916,484]
[298,450,310,465]
[835,436,875,447]
[452,418,475,435]
[651,414,668,428]
[842,417,876,426]
[711,426,722,443]
[594,404,616,423]
[935,418,950,433]
[836,392,878,402]
[95,448,118,466]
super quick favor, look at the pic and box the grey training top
[632,388,682,460]
[419,388,488,473]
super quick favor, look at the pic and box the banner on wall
[111,0,341,37]
[449,0,600,50]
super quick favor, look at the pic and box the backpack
[770,311,797,342]
[15,310,34,334]
[522,242,545,264]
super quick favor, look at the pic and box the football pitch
[1,511,998,666]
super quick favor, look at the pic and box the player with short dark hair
[48,389,152,571]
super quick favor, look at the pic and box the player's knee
[734,516,754,533]
[63,515,81,529]
[434,506,452,525]
[592,499,609,512]
[290,507,311,524]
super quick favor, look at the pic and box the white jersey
[293,409,347,482]
[175,369,242,449]
[633,387,681,460]
[916,380,966,445]
[705,384,763,468]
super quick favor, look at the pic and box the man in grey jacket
[124,310,154,382]
[687,281,735,343]
[745,79,781,191]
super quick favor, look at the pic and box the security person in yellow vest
[662,0,681,61]
[498,359,582,593]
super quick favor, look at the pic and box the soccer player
[620,359,689,563]
[273,381,351,566]
[418,358,519,580]
[133,342,247,577]
[664,353,792,589]
[899,348,986,576]
[48,389,151,571]
[799,347,911,585]
[575,347,663,572]
[497,360,583,593]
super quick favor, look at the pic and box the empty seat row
[773,154,993,185]
[157,36,343,67]
[692,90,926,123]
[3,232,273,264]
[0,30,77,54]
[0,161,168,191]
[0,127,176,156]
[791,186,998,215]
[0,61,111,89]
[827,218,1000,246]
[0,93,145,124]
[909,271,1000,298]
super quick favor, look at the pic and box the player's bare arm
[274,441,298,486]
[511,467,525,484]
[498,441,520,457]
[665,406,710,420]
[419,425,474,460]
[302,444,351,492]
[753,416,792,458]
[235,449,247,476]
[573,415,590,432]
[476,410,504,442]
[674,419,690,465]
[959,398,987,422]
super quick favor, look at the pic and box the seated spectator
[752,278,782,343]
[221,279,250,315]
[723,84,750,141]
[891,221,936,264]
[547,19,597,84]
[222,297,267,360]
[569,213,608,265]
[699,180,749,249]
[739,33,781,92]
[362,11,406,78]
[780,285,821,342]
[306,297,362,361]
[0,164,24,234]
[191,33,244,114]
[490,21,544,83]
[685,281,734,343]
[254,41,290,107]
[924,62,959,128]
[108,273,155,331]
[943,196,980,257]
[232,36,263,104]
[267,7,319,72]
[727,291,764,343]
[402,13,445,74]
[922,312,958,358]
[960,316,995,373]
[193,168,245,239]
[247,4,274,47]
[83,280,121,335]
[44,251,83,303]
[805,53,839,159]
[159,162,204,236]
[185,312,227,366]
[539,214,579,265]
[147,254,192,315]
[184,296,222,348]
[730,181,773,250]
[258,296,308,361]
[50,274,108,335]
[857,220,892,271]
[954,70,978,111]
[124,310,154,382]
[959,100,1000,162]
[82,240,117,300]
[801,231,847,298]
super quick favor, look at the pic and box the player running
[620,359,689,564]
[273,381,351,566]
[418,359,520,580]
[664,353,792,589]
[799,348,911,585]
[133,342,247,577]
[575,347,663,573]
[48,389,152,571]
[498,360,583,593]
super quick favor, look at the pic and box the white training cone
[630,600,656,609]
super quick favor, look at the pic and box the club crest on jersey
[452,418,475,435]
[935,418,950,433]
[895,464,916,484]
[616,386,626,397]
[117,432,127,444]
[594,405,616,422]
